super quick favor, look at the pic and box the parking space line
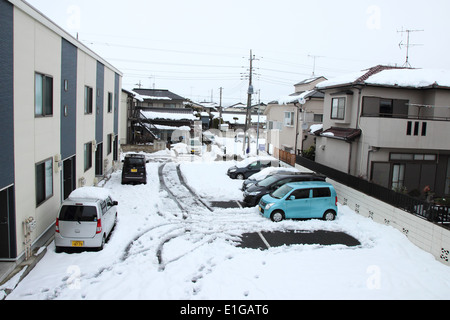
[235,201,243,209]
[257,231,271,249]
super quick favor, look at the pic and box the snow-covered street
[4,151,450,300]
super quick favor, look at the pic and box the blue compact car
[258,181,338,222]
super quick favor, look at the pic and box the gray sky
[26,0,450,106]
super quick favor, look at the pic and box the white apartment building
[0,0,122,261]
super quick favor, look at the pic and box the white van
[55,187,118,252]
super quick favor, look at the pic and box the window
[284,111,294,126]
[331,98,345,120]
[313,114,323,123]
[390,153,436,162]
[36,158,53,206]
[84,142,92,171]
[107,134,113,155]
[362,97,408,117]
[84,86,93,114]
[290,189,310,199]
[108,92,113,113]
[421,122,427,136]
[392,164,405,191]
[35,73,53,116]
[313,187,331,198]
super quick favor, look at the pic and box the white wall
[13,9,63,256]
[295,163,450,266]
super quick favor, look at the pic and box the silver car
[55,187,118,252]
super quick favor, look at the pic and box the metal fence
[295,155,450,228]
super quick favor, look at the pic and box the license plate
[71,241,84,247]
[131,168,137,173]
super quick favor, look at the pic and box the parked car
[241,167,301,191]
[243,172,326,207]
[189,138,202,155]
[227,157,278,180]
[121,154,147,184]
[55,187,118,252]
[258,181,337,222]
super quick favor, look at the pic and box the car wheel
[236,173,245,180]
[323,210,336,221]
[271,210,285,222]
[97,234,106,251]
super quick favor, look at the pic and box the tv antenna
[308,54,324,76]
[397,28,424,67]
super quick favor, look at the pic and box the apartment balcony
[360,116,450,150]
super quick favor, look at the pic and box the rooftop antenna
[308,54,323,77]
[397,27,424,67]
[135,80,143,89]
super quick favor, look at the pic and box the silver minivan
[55,187,118,252]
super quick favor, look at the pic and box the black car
[121,154,148,184]
[227,158,276,180]
[242,172,326,207]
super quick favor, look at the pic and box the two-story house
[314,65,450,198]
[0,0,122,263]
[265,76,326,159]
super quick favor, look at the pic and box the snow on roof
[68,187,112,201]
[278,90,316,105]
[316,67,450,89]
[211,112,266,124]
[365,68,450,88]
[141,110,197,121]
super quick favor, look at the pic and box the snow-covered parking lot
[4,152,450,300]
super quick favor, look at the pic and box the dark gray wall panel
[0,0,14,189]
[60,39,78,159]
[96,61,104,143]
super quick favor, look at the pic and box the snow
[4,146,450,300]
[277,90,315,105]
[309,123,323,134]
[316,67,450,89]
[141,110,197,121]
[366,68,450,88]
[68,186,112,201]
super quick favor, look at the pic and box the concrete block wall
[295,163,450,266]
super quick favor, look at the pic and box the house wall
[2,0,122,260]
[318,85,450,185]
[13,7,62,256]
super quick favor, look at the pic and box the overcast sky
[26,0,450,106]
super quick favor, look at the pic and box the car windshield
[59,205,98,222]
[125,158,145,166]
[257,175,282,187]
[270,184,293,199]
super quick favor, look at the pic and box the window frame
[35,72,53,117]
[84,86,93,114]
[84,142,93,172]
[331,97,345,120]
[36,157,53,207]
[284,111,295,127]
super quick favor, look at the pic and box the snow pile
[278,90,315,105]
[68,186,112,201]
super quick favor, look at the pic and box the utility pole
[243,50,258,154]
[398,28,424,68]
[219,87,223,120]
